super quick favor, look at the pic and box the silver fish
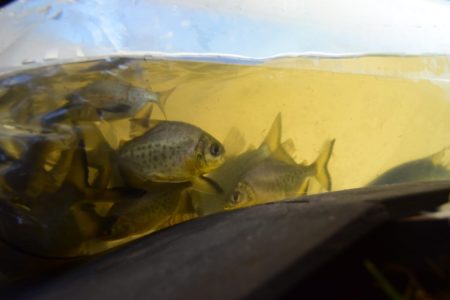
[41,77,171,125]
[191,113,304,214]
[227,139,335,209]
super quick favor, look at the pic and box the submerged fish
[0,184,95,258]
[0,124,77,198]
[41,77,171,125]
[102,182,193,240]
[227,139,335,209]
[191,113,317,214]
[368,147,450,186]
[118,121,225,190]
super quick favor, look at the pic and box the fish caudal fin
[312,139,335,191]
[153,87,175,120]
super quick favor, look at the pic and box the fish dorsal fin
[431,146,450,168]
[260,113,297,165]
[281,138,296,158]
[271,145,297,165]
[262,113,282,153]
[223,127,246,157]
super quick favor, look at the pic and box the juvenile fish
[103,183,192,239]
[369,147,450,186]
[191,113,304,215]
[227,139,335,209]
[0,124,77,198]
[42,77,170,125]
[118,121,225,189]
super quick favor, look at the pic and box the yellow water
[138,56,450,190]
[1,55,450,258]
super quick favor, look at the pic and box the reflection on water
[0,55,450,258]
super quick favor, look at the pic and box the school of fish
[1,57,449,258]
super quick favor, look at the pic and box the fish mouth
[224,182,256,210]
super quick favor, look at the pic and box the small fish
[192,113,302,215]
[103,183,192,239]
[0,185,92,257]
[118,121,225,191]
[368,147,450,186]
[41,77,171,125]
[1,124,77,198]
[227,139,335,209]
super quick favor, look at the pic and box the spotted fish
[118,121,225,191]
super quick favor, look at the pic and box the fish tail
[311,139,335,191]
[152,88,175,120]
[155,102,168,120]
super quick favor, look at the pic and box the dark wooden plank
[5,180,450,300]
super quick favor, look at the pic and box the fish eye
[232,190,241,203]
[209,143,221,157]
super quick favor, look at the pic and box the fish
[368,147,450,186]
[0,184,94,258]
[117,121,225,192]
[0,124,77,198]
[226,139,335,209]
[102,182,193,240]
[191,113,302,215]
[41,77,172,126]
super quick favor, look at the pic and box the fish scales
[118,121,225,186]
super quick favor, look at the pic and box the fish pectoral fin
[166,190,198,226]
[192,175,224,194]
